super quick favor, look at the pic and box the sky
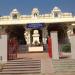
[0,0,75,15]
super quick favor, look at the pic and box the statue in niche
[32,30,40,46]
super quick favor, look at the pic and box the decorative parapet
[0,6,73,20]
[0,6,74,25]
[0,16,10,20]
[61,13,72,18]
[20,15,31,20]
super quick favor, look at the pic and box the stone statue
[32,30,40,45]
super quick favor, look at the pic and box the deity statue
[32,30,40,45]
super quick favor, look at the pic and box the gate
[8,38,18,60]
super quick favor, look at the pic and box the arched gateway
[0,6,75,61]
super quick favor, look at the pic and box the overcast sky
[0,0,75,15]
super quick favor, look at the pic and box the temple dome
[52,6,61,12]
[10,8,20,14]
[32,8,39,15]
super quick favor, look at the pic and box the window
[34,13,37,17]
[54,12,58,17]
[13,14,17,19]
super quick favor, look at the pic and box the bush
[62,44,71,52]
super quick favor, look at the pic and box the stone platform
[29,46,43,52]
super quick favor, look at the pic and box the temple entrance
[5,23,69,59]
[6,23,45,60]
[26,23,44,52]
[6,25,27,59]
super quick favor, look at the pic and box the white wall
[51,31,59,59]
[0,34,7,62]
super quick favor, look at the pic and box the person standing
[48,36,52,58]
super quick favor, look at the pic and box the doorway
[47,23,68,44]
[6,25,28,60]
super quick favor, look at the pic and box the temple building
[0,6,75,62]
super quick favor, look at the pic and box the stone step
[0,71,40,74]
[53,67,75,69]
[0,58,41,74]
[55,69,75,72]
[0,73,43,75]
[52,59,75,72]
[3,68,40,71]
[52,61,75,64]
[8,60,40,64]
[8,59,40,62]
[6,63,40,65]
[3,66,40,69]
[53,62,75,64]
[5,63,40,66]
[53,64,75,66]
[52,60,75,62]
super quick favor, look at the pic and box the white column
[42,27,48,44]
[0,34,7,63]
[70,35,75,59]
[51,31,59,59]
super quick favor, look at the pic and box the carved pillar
[24,29,30,45]
[42,26,48,44]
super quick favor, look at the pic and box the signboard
[26,23,44,29]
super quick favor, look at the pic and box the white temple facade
[1,6,75,61]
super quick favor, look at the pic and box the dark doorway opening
[6,25,26,44]
[47,23,68,44]
[6,25,28,54]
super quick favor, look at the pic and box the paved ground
[17,52,50,60]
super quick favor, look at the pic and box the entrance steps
[52,59,75,72]
[0,58,41,75]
